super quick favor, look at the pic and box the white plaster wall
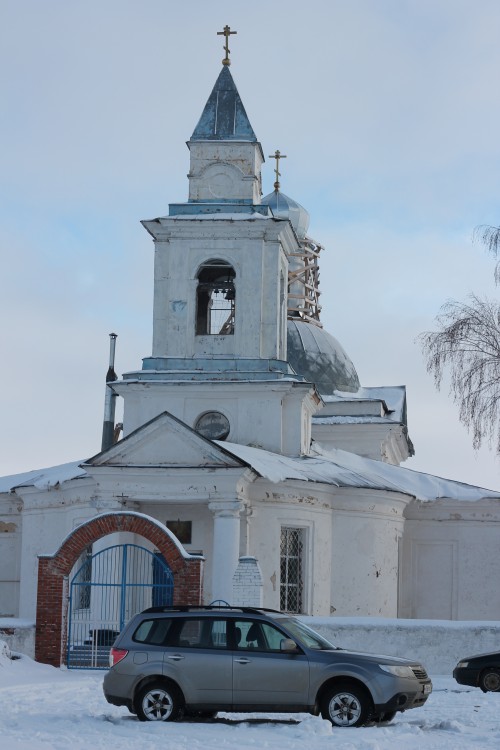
[247,481,333,615]
[15,479,103,619]
[312,423,410,465]
[401,499,500,620]
[0,494,22,616]
[140,501,216,601]
[116,380,309,456]
[330,489,408,617]
[188,142,263,203]
[147,222,294,362]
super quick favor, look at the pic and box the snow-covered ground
[1,640,499,750]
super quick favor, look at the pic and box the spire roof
[191,66,257,142]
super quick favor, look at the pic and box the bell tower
[141,62,296,365]
[187,65,264,205]
[114,36,320,455]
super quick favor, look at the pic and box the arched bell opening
[196,259,236,335]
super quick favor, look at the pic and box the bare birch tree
[474,225,500,283]
[420,223,500,453]
[420,293,500,453]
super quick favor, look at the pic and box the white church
[1,33,500,666]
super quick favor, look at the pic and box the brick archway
[35,512,204,666]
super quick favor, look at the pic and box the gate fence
[67,543,173,669]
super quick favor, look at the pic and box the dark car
[103,605,432,726]
[453,652,500,692]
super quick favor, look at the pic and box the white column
[208,500,243,604]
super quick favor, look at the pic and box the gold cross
[217,25,237,66]
[269,149,287,191]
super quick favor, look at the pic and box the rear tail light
[109,647,128,667]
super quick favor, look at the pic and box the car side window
[175,618,228,649]
[261,622,289,650]
[234,620,288,652]
[133,618,173,645]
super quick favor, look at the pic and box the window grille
[280,527,304,614]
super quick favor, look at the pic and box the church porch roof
[1,446,498,503]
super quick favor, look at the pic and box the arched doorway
[35,511,204,667]
[67,543,174,669]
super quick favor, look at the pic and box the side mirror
[280,638,298,652]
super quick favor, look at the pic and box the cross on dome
[217,25,237,66]
[269,149,287,191]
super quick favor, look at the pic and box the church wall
[329,489,408,617]
[247,481,333,615]
[313,423,409,465]
[0,493,21,616]
[401,499,500,620]
[118,381,306,456]
[139,501,213,589]
[151,238,191,358]
[139,503,210,553]
[150,224,289,362]
[14,479,102,619]
[187,142,263,203]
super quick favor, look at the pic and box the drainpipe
[101,333,118,451]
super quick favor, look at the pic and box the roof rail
[141,605,283,615]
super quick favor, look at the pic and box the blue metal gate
[67,543,173,669]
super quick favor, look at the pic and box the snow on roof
[0,460,87,493]
[216,441,500,501]
[2,442,498,503]
[323,386,407,421]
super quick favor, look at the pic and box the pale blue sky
[1,0,500,488]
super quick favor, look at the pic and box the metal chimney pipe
[101,333,118,451]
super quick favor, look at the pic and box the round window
[194,411,230,441]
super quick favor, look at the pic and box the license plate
[423,683,432,694]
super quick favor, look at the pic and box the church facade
[1,46,500,664]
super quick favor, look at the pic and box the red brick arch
[35,511,204,666]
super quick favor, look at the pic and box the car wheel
[479,668,500,692]
[321,682,372,727]
[135,682,182,722]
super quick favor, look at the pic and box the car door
[231,619,310,709]
[162,617,232,706]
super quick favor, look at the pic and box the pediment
[83,412,246,469]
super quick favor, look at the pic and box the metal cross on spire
[269,149,287,191]
[217,25,237,66]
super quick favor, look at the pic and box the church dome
[287,319,360,395]
[262,190,310,239]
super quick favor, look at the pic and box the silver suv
[103,605,432,727]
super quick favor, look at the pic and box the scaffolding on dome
[287,236,323,327]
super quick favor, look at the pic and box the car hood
[460,651,500,662]
[318,649,421,667]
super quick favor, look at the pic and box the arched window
[196,260,235,335]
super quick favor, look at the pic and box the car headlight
[379,664,415,678]
[456,661,469,669]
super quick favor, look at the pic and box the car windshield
[278,617,339,650]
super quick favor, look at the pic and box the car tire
[320,682,372,727]
[135,681,183,722]
[479,668,500,692]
